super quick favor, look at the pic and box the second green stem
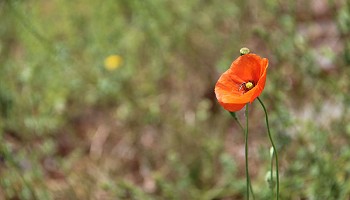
[245,104,250,200]
[257,97,279,200]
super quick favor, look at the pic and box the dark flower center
[239,81,255,93]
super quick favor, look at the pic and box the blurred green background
[1,0,350,199]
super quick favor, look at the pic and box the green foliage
[0,0,350,199]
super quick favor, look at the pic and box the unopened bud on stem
[240,47,250,55]
[270,146,274,158]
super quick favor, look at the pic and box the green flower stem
[270,149,275,197]
[245,104,250,200]
[229,112,255,200]
[257,97,280,200]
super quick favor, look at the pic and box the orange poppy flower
[215,52,268,112]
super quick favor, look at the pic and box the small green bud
[240,47,250,55]
[270,147,274,158]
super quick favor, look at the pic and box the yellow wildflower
[104,55,123,71]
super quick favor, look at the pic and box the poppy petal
[218,101,246,112]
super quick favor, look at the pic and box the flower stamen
[245,81,254,90]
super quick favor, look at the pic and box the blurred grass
[0,0,350,199]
